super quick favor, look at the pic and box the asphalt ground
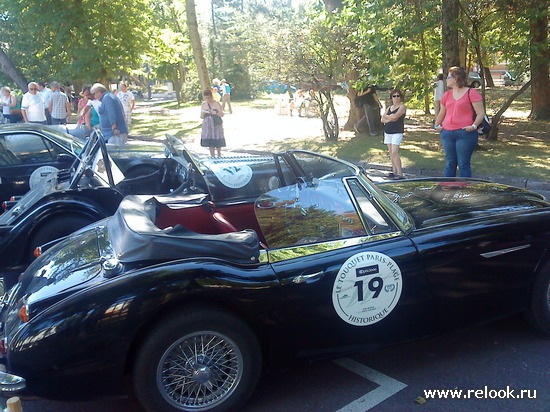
[5,314,549,411]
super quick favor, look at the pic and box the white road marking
[334,358,407,412]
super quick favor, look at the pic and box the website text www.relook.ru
[424,386,537,400]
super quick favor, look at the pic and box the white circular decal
[29,166,59,189]
[332,252,402,326]
[210,164,253,189]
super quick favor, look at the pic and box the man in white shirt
[37,81,52,124]
[21,82,47,124]
[116,83,135,126]
[433,74,445,118]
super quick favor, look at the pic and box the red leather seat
[211,211,237,233]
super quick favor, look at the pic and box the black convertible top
[106,195,260,264]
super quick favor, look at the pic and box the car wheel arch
[125,300,270,377]
[27,212,101,252]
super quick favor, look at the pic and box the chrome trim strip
[258,249,269,263]
[0,370,26,392]
[265,232,401,264]
[480,244,531,258]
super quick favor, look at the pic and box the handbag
[467,89,491,135]
[207,103,223,126]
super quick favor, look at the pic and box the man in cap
[90,83,128,145]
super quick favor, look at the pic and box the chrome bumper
[0,370,25,393]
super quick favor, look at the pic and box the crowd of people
[2,68,486,175]
[0,81,134,145]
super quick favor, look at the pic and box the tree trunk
[0,47,28,91]
[186,0,210,91]
[342,71,363,131]
[529,0,550,120]
[486,79,532,140]
[322,0,357,132]
[484,67,494,88]
[414,0,431,115]
[441,0,460,76]
[316,88,339,141]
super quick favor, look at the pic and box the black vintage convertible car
[0,150,549,412]
[0,130,188,290]
[0,123,163,205]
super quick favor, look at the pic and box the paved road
[8,314,548,411]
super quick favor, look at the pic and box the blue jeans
[440,128,478,177]
[51,117,67,125]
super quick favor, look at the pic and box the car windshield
[70,130,124,188]
[255,179,369,248]
[290,150,359,180]
[200,155,295,202]
[43,126,85,156]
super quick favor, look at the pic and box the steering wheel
[158,159,174,193]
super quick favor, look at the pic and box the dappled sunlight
[128,90,547,182]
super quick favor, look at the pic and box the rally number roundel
[332,251,402,326]
[210,164,253,189]
[29,166,60,189]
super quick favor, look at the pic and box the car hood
[377,178,549,229]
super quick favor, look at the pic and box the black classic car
[0,130,190,291]
[0,150,549,412]
[0,123,163,205]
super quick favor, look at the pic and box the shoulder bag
[207,103,223,126]
[467,89,491,135]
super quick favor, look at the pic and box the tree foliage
[0,0,153,90]
[1,0,548,123]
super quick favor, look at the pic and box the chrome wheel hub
[157,332,243,411]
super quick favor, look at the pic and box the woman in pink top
[434,66,485,177]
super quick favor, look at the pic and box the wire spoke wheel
[158,331,243,411]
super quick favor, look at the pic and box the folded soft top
[107,195,260,264]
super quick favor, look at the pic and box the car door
[256,178,437,358]
[411,213,547,331]
[0,132,74,202]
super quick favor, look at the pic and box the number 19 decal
[333,252,402,326]
[354,276,383,301]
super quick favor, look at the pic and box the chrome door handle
[292,271,324,284]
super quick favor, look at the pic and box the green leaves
[1,0,153,84]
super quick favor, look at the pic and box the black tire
[134,307,262,412]
[526,266,550,335]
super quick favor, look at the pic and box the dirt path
[132,95,353,154]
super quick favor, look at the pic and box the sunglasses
[29,88,37,91]
[391,94,401,98]
[446,76,454,80]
